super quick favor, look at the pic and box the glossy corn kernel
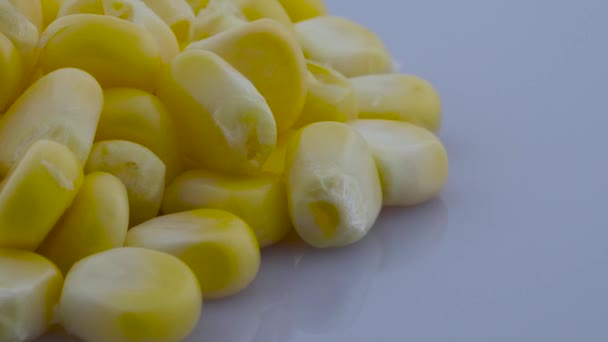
[0,140,84,250]
[295,16,393,77]
[187,0,209,14]
[85,140,165,227]
[0,0,39,71]
[0,249,63,341]
[96,88,183,182]
[261,129,294,175]
[278,0,326,22]
[285,121,382,248]
[126,209,260,299]
[191,0,246,40]
[232,0,293,28]
[41,0,62,28]
[38,172,129,274]
[187,19,307,133]
[58,247,202,342]
[0,68,102,175]
[39,14,161,92]
[58,0,179,63]
[349,119,448,206]
[9,0,43,30]
[163,169,291,247]
[352,74,442,132]
[140,0,195,45]
[0,33,23,112]
[293,61,357,128]
[157,49,276,174]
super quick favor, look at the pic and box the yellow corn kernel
[157,49,276,174]
[140,0,195,45]
[191,0,246,41]
[41,0,63,28]
[187,19,307,133]
[261,129,294,175]
[293,61,357,128]
[163,170,291,247]
[278,0,326,22]
[0,249,63,341]
[0,0,39,71]
[352,74,442,132]
[85,140,165,227]
[0,33,23,112]
[0,68,102,175]
[187,0,211,13]
[232,0,293,28]
[9,0,43,30]
[295,16,393,77]
[58,247,202,342]
[126,209,260,299]
[96,88,184,183]
[0,140,84,250]
[58,0,180,63]
[285,121,382,248]
[349,119,448,206]
[38,172,129,274]
[39,14,161,92]
[187,0,209,14]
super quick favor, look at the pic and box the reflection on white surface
[285,231,382,335]
[376,200,448,272]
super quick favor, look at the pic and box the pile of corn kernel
[0,0,448,341]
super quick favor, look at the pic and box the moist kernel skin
[162,169,291,247]
[285,122,383,248]
[349,119,448,206]
[126,209,261,299]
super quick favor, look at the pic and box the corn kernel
[96,88,184,183]
[285,121,382,248]
[295,16,393,77]
[40,0,62,28]
[293,61,357,129]
[0,32,23,112]
[0,0,39,71]
[39,14,162,91]
[85,140,165,227]
[0,249,63,341]
[163,169,291,247]
[349,119,448,206]
[157,49,276,174]
[0,68,102,175]
[278,0,326,22]
[126,209,260,299]
[232,0,293,28]
[261,129,294,175]
[58,247,202,342]
[140,0,195,45]
[352,74,442,132]
[57,0,180,63]
[187,18,308,133]
[187,0,209,14]
[191,0,246,41]
[9,0,43,30]
[38,172,129,274]
[0,140,84,250]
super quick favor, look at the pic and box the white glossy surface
[38,0,608,341]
